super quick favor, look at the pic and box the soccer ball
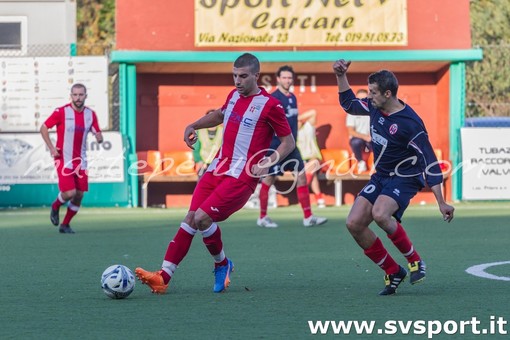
[101,264,135,299]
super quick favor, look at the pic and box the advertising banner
[0,56,109,132]
[0,131,125,184]
[461,128,510,200]
[195,0,407,47]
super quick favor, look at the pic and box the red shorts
[56,162,88,192]
[189,172,254,222]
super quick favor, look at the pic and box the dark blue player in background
[333,59,455,295]
[257,65,327,228]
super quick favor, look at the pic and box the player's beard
[73,100,84,110]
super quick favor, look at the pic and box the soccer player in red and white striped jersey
[40,83,103,234]
[135,53,295,295]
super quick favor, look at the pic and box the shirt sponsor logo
[229,111,255,128]
[371,128,388,146]
[249,104,261,113]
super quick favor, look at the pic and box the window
[0,16,27,56]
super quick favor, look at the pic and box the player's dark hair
[368,70,398,96]
[234,53,260,74]
[71,83,87,93]
[276,65,295,78]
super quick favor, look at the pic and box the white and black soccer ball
[101,264,135,299]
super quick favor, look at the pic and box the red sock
[387,222,421,263]
[297,185,312,218]
[163,224,196,279]
[52,193,66,211]
[202,223,227,267]
[364,238,400,275]
[160,270,171,284]
[259,182,270,218]
[305,172,313,184]
[315,192,324,201]
[62,202,79,225]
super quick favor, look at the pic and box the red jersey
[44,103,101,170]
[206,87,291,189]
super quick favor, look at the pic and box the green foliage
[467,0,510,117]
[76,0,115,55]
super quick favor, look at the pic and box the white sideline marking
[465,261,510,281]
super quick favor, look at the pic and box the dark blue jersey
[270,89,299,150]
[339,89,443,187]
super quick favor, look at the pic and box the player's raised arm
[333,59,352,92]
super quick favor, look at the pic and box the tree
[76,0,115,55]
[467,0,510,117]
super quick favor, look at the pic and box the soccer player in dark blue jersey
[257,65,328,228]
[333,59,455,295]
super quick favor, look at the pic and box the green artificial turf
[1,203,509,339]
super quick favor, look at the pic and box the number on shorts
[363,184,376,194]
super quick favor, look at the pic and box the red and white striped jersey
[44,103,101,170]
[207,87,291,189]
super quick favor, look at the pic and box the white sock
[161,260,178,277]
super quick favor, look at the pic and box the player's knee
[296,171,307,186]
[371,206,390,226]
[346,216,363,234]
[350,138,363,149]
[193,210,212,231]
[183,211,196,228]
[63,189,77,200]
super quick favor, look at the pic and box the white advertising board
[0,131,124,184]
[0,56,109,132]
[461,128,510,200]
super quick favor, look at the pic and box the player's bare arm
[333,59,352,92]
[184,108,223,149]
[40,124,60,157]
[298,109,317,127]
[430,183,455,222]
[251,134,295,177]
[95,132,104,144]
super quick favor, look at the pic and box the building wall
[0,0,76,56]
[137,71,450,159]
[116,0,471,51]
[119,0,471,206]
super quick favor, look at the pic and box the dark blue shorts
[359,173,424,222]
[266,148,305,176]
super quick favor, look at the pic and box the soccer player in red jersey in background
[333,59,455,295]
[40,83,103,234]
[135,53,295,294]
